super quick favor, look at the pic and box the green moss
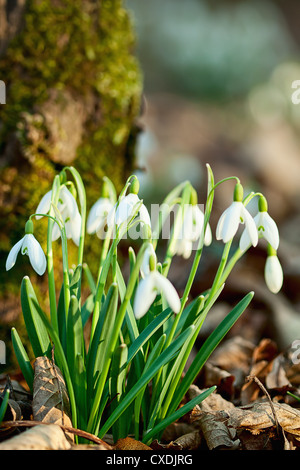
[0,0,142,297]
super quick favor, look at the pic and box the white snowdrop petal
[87,198,112,234]
[87,199,104,234]
[25,234,47,275]
[66,211,82,246]
[242,207,258,247]
[188,206,203,241]
[106,205,117,228]
[5,237,24,271]
[176,239,193,259]
[204,223,212,246]
[217,202,242,243]
[139,204,151,228]
[216,209,226,241]
[264,256,283,294]
[239,228,251,252]
[261,212,279,251]
[60,186,78,218]
[134,275,157,319]
[115,197,135,227]
[140,244,156,278]
[35,191,52,219]
[51,221,61,242]
[154,272,181,314]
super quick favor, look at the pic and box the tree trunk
[0,0,142,316]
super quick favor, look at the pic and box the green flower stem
[30,212,70,326]
[152,180,188,250]
[87,241,150,434]
[112,245,117,283]
[164,208,213,350]
[205,240,232,305]
[61,226,71,320]
[90,237,118,340]
[163,175,241,350]
[219,246,244,285]
[207,176,240,200]
[96,228,113,286]
[64,166,87,267]
[162,189,192,277]
[243,191,264,207]
[47,176,60,334]
[90,201,143,341]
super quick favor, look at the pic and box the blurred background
[125,0,300,348]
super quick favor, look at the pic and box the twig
[0,420,112,449]
[246,375,280,436]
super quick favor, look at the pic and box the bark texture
[0,0,142,310]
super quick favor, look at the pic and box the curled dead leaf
[197,412,240,450]
[33,357,72,427]
[0,424,71,450]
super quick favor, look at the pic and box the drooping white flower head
[107,178,151,233]
[216,183,258,247]
[36,185,81,246]
[173,238,194,260]
[172,202,212,259]
[140,243,157,278]
[264,246,283,294]
[134,269,181,320]
[87,197,114,239]
[6,220,46,275]
[239,196,279,253]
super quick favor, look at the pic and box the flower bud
[25,219,34,235]
[258,196,268,213]
[233,183,244,202]
[101,180,110,199]
[130,177,140,195]
[190,187,198,206]
[149,254,156,272]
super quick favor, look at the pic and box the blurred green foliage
[127,0,295,100]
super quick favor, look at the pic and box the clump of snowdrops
[5,164,283,444]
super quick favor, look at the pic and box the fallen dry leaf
[0,424,71,450]
[265,354,293,392]
[32,356,73,433]
[197,412,240,450]
[161,422,196,442]
[202,362,235,400]
[209,336,255,375]
[173,430,202,450]
[187,384,235,412]
[205,401,300,441]
[240,361,272,404]
[150,439,182,451]
[252,338,278,364]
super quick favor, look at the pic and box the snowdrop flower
[87,197,114,239]
[134,253,181,319]
[239,196,279,252]
[6,220,46,275]
[140,243,157,278]
[108,178,151,232]
[264,245,283,294]
[36,185,81,246]
[216,183,258,247]
[172,203,212,259]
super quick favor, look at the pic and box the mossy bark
[0,0,142,301]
